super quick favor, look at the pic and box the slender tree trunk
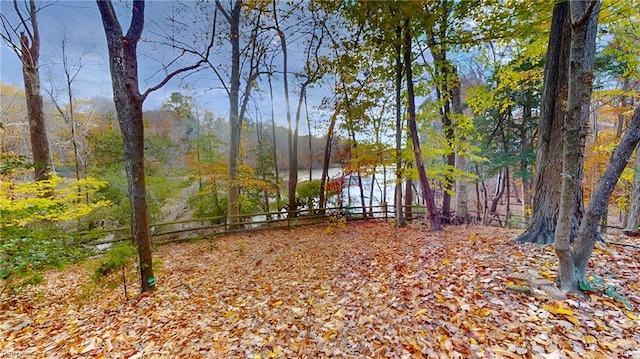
[320,111,337,212]
[474,164,482,213]
[427,28,455,220]
[574,105,640,286]
[305,94,312,181]
[616,79,629,138]
[292,83,311,214]
[97,0,154,292]
[521,102,533,211]
[517,1,571,244]
[404,23,441,231]
[511,177,521,204]
[224,0,242,228]
[349,128,368,217]
[490,168,507,214]
[555,0,600,292]
[394,25,406,227]
[625,145,640,233]
[451,75,468,219]
[369,172,376,216]
[268,77,282,213]
[404,172,413,220]
[271,0,296,218]
[506,166,511,216]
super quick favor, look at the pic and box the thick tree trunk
[17,2,52,183]
[22,55,52,182]
[404,24,441,231]
[555,0,600,292]
[517,1,571,244]
[97,0,155,293]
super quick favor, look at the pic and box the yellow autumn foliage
[0,176,111,227]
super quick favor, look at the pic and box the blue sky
[1,0,328,134]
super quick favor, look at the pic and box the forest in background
[1,0,639,296]
[1,85,341,224]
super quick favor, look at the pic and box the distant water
[294,167,398,206]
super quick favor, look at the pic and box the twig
[122,265,128,300]
[605,241,640,249]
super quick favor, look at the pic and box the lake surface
[294,167,398,207]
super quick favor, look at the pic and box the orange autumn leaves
[2,222,639,358]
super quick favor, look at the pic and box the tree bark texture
[404,169,413,220]
[394,25,406,227]
[221,0,242,228]
[519,100,534,211]
[18,1,52,182]
[404,24,441,231]
[272,0,296,218]
[452,78,468,218]
[320,112,337,211]
[268,77,282,211]
[97,0,155,293]
[517,1,571,244]
[555,0,600,292]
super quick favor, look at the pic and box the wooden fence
[77,204,393,248]
[76,203,546,250]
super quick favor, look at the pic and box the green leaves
[93,242,137,279]
[0,176,110,228]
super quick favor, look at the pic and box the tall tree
[215,0,268,228]
[0,0,53,182]
[451,78,468,218]
[288,2,325,217]
[405,21,441,231]
[426,13,457,220]
[394,21,407,227]
[97,0,210,292]
[555,0,601,292]
[270,0,295,216]
[44,36,92,189]
[516,1,572,244]
[217,0,243,227]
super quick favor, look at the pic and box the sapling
[93,242,137,300]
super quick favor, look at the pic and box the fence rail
[77,204,393,247]
[76,204,538,248]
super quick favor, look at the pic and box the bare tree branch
[215,0,231,22]
[142,3,218,99]
[572,0,599,28]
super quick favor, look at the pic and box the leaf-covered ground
[2,221,639,358]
